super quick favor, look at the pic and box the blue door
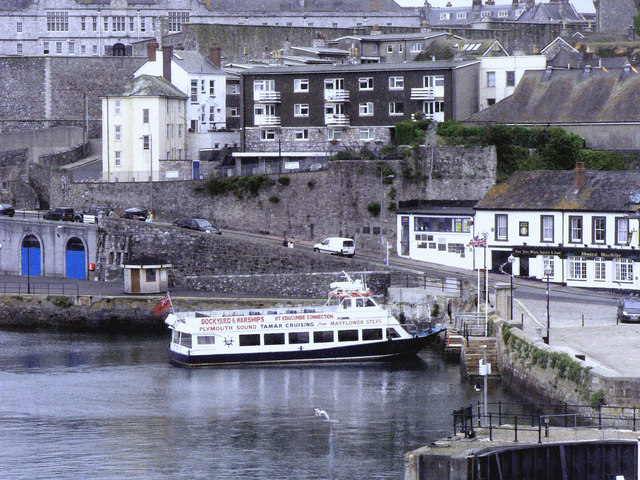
[65,237,86,279]
[21,235,41,276]
[192,161,200,180]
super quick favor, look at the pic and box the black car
[121,208,149,221]
[617,298,640,323]
[0,204,15,217]
[173,217,222,234]
[43,207,76,221]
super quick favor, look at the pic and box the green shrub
[367,202,381,217]
[431,303,440,317]
[387,201,397,212]
[307,180,315,189]
[268,195,280,203]
[277,176,291,186]
[50,296,74,308]
[589,389,606,409]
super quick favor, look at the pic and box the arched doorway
[21,235,41,276]
[65,237,86,279]
[112,43,126,56]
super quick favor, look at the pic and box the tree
[634,7,640,38]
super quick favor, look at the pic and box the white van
[313,237,355,257]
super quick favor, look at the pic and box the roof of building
[200,0,405,12]
[467,66,640,124]
[110,74,187,99]
[171,50,223,75]
[398,199,478,215]
[516,1,584,23]
[423,3,525,26]
[475,169,640,212]
[290,46,350,56]
[333,31,450,42]
[240,59,479,75]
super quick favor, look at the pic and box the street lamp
[507,254,516,321]
[544,265,552,344]
[314,408,336,480]
[379,170,395,264]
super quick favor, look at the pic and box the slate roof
[398,199,478,215]
[424,4,524,26]
[516,1,584,22]
[467,67,640,124]
[202,0,405,11]
[475,170,640,213]
[111,75,187,99]
[172,51,223,75]
[333,32,449,42]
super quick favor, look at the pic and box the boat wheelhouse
[165,274,444,367]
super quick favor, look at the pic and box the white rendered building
[101,74,187,183]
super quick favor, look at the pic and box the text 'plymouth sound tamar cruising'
[165,274,445,367]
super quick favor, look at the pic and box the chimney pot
[573,162,586,191]
[147,40,159,61]
[208,45,222,67]
[162,45,173,83]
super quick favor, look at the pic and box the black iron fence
[0,282,79,297]
[391,272,461,294]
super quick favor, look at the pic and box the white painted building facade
[101,74,187,183]
[479,54,547,110]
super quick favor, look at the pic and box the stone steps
[461,336,499,378]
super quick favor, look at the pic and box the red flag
[151,293,172,316]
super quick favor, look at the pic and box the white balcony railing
[324,89,350,102]
[254,90,281,103]
[410,86,444,100]
[325,114,350,126]
[254,114,281,126]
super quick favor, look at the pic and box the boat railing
[175,304,344,320]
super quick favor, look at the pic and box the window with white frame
[423,75,445,88]
[43,42,49,54]
[229,107,240,117]
[230,84,240,94]
[142,135,150,150]
[568,256,587,280]
[129,16,134,30]
[359,102,374,116]
[168,12,189,32]
[439,13,450,20]
[294,129,309,140]
[114,151,121,167]
[506,70,515,87]
[359,127,374,141]
[398,44,404,53]
[143,108,149,124]
[260,129,276,141]
[92,45,97,55]
[209,80,215,96]
[498,10,509,17]
[495,214,507,240]
[487,71,496,88]
[113,16,126,31]
[103,17,108,31]
[543,255,554,277]
[389,102,404,116]
[178,124,183,137]
[294,79,309,92]
[328,128,342,141]
[209,106,215,122]
[114,125,121,141]
[593,217,606,244]
[386,44,393,53]
[423,100,444,116]
[92,16,97,31]
[594,257,606,281]
[47,11,69,32]
[481,10,492,17]
[615,257,633,282]
[569,216,583,243]
[81,45,86,55]
[17,21,23,33]
[456,11,467,19]
[115,100,121,115]
[201,80,206,93]
[294,104,309,117]
[56,42,62,54]
[616,217,630,244]
[389,76,404,90]
[541,215,554,242]
[190,80,198,103]
[410,43,422,52]
[254,79,275,92]
[68,41,75,55]
[140,17,146,31]
[16,43,23,55]
[359,77,373,90]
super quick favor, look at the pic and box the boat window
[355,298,364,307]
[313,331,334,343]
[172,330,180,343]
[338,329,358,342]
[342,299,351,309]
[264,333,285,345]
[365,298,376,307]
[197,336,215,345]
[289,332,309,344]
[178,332,192,348]
[386,328,400,339]
[363,328,383,341]
[239,334,261,346]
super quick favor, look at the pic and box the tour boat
[165,274,445,367]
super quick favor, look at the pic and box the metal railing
[453,312,488,337]
[0,282,79,297]
[391,272,461,294]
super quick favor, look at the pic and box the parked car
[121,208,149,221]
[313,237,355,257]
[617,298,640,323]
[0,204,15,217]
[173,217,222,234]
[43,207,76,221]
[77,206,114,223]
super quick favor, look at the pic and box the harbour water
[0,330,517,479]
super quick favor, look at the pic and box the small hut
[123,256,171,294]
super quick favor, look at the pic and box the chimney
[208,45,222,67]
[147,40,159,61]
[162,45,173,82]
[573,162,586,191]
